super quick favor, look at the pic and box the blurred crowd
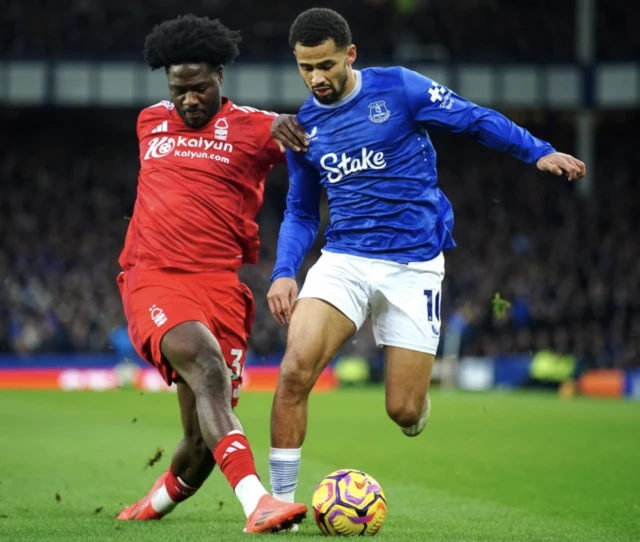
[1,0,638,62]
[1,108,638,370]
[444,112,640,370]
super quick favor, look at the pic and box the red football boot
[116,471,168,521]
[245,494,307,534]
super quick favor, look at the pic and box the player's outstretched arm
[271,114,309,153]
[401,68,586,180]
[269,149,321,325]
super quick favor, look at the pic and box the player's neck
[208,97,228,120]
[337,68,358,101]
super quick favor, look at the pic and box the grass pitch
[0,388,638,541]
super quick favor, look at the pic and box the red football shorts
[117,268,255,406]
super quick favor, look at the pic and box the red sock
[213,431,259,490]
[165,465,199,503]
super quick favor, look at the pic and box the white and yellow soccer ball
[312,469,387,536]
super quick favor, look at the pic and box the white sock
[235,474,268,517]
[151,485,178,514]
[150,475,195,514]
[269,447,302,502]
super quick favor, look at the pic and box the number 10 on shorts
[424,290,441,322]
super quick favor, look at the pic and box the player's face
[167,63,222,129]
[294,40,357,105]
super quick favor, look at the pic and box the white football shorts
[298,250,445,354]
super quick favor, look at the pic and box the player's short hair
[143,14,242,71]
[289,8,352,50]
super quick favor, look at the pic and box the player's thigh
[120,270,213,385]
[297,251,370,338]
[384,346,434,418]
[282,297,357,385]
[371,253,445,358]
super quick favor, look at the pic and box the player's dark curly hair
[288,8,352,49]
[143,14,242,71]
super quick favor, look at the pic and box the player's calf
[269,356,315,503]
[271,347,322,451]
[170,436,215,488]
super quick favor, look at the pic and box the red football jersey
[119,98,284,273]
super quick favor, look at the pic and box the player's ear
[216,64,224,85]
[346,44,357,66]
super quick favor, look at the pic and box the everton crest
[368,100,390,123]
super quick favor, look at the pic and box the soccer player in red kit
[115,15,308,533]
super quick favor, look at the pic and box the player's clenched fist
[267,277,299,326]
[536,152,586,181]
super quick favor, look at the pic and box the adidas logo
[222,440,246,460]
[253,509,275,527]
[151,120,168,133]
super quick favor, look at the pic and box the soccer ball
[312,469,387,536]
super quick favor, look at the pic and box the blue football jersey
[271,67,555,281]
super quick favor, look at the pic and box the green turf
[0,388,639,541]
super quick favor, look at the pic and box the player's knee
[193,345,228,389]
[162,323,228,390]
[278,350,317,397]
[386,400,422,428]
[177,343,228,395]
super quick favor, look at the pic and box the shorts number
[424,290,441,322]
[228,348,243,381]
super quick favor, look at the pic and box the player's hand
[536,152,586,181]
[267,278,299,326]
[271,114,309,153]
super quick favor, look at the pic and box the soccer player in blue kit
[267,8,586,503]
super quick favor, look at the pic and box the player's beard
[180,107,211,129]
[313,69,349,105]
[179,93,221,129]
